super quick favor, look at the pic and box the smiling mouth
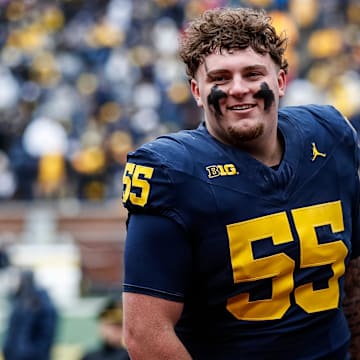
[227,104,256,111]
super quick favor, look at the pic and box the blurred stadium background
[0,0,359,358]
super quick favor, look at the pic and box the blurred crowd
[0,0,359,201]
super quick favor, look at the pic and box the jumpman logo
[311,142,326,161]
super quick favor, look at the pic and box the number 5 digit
[292,201,347,313]
[122,162,135,203]
[226,212,295,321]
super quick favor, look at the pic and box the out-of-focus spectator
[2,269,58,360]
[81,297,129,360]
[0,150,16,199]
[0,244,9,270]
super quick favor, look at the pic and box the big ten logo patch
[206,164,238,178]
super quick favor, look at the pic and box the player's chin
[227,124,263,143]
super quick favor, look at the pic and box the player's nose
[228,75,250,97]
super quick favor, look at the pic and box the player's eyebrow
[243,64,267,72]
[205,64,267,78]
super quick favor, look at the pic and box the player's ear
[190,79,203,107]
[278,69,286,98]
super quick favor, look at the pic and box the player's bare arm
[123,292,192,360]
[344,256,360,360]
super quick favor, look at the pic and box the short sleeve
[123,213,192,301]
[122,140,192,228]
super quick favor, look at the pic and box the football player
[122,7,360,360]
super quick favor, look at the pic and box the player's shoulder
[280,104,343,121]
[279,104,354,139]
[127,124,210,171]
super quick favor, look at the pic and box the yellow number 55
[122,162,154,207]
[226,200,347,321]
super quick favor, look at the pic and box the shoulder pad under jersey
[121,131,198,222]
[280,104,356,144]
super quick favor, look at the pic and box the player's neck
[243,129,284,167]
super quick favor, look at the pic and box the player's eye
[246,72,262,79]
[208,73,228,84]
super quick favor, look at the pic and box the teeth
[231,105,254,110]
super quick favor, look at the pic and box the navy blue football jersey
[122,104,360,359]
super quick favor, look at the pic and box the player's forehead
[198,48,275,77]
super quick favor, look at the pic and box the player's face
[191,48,286,148]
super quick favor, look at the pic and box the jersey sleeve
[121,139,191,229]
[123,213,192,301]
[333,105,360,259]
[350,123,360,259]
[328,105,360,259]
[122,139,194,300]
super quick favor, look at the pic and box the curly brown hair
[179,7,288,79]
